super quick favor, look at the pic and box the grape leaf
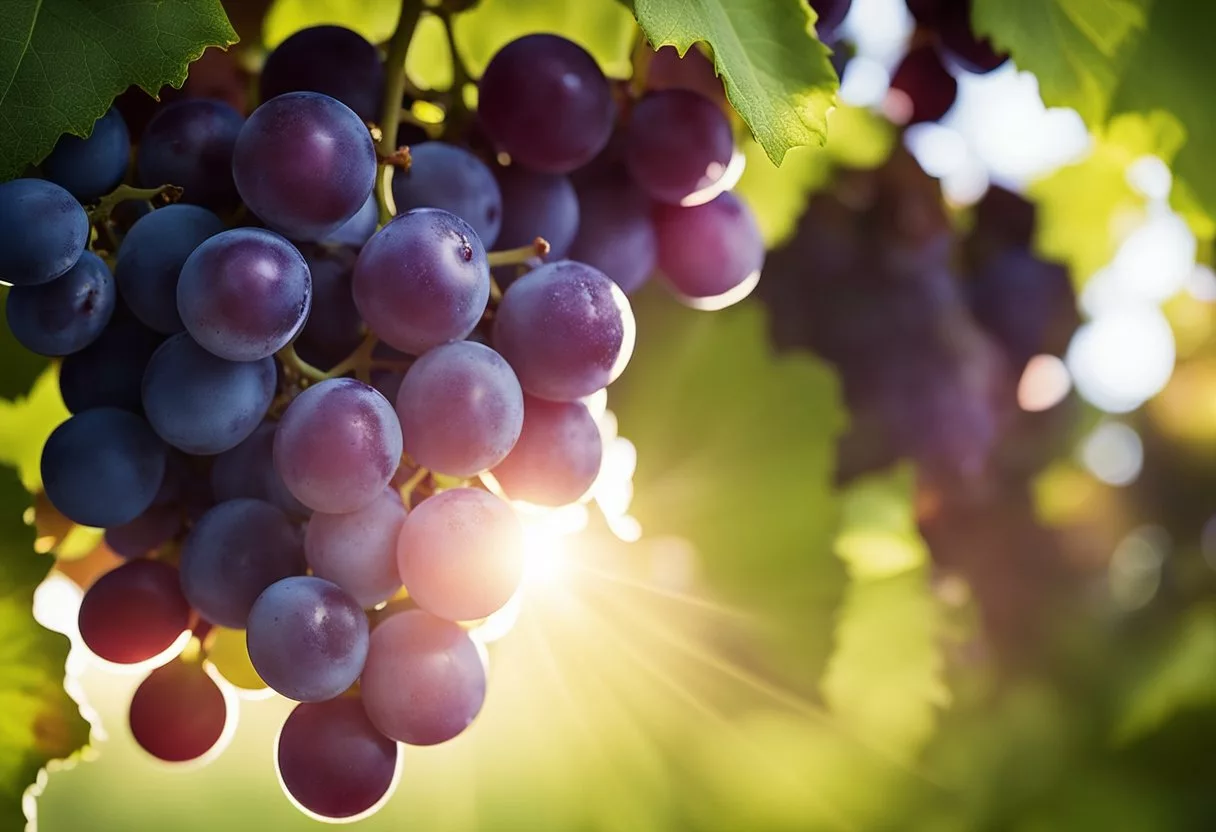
[971,0,1150,124]
[0,290,48,401]
[0,0,237,180]
[0,367,71,493]
[0,466,89,828]
[629,0,838,166]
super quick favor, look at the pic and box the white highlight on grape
[676,268,761,312]
[1079,421,1144,486]
[679,148,747,208]
[1066,306,1175,413]
[1017,354,1071,412]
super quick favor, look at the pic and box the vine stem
[376,0,426,226]
[276,342,329,382]
[87,183,183,222]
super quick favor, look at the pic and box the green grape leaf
[611,291,847,687]
[629,0,838,165]
[0,0,237,181]
[0,367,71,493]
[821,467,948,760]
[0,466,89,827]
[971,0,1150,124]
[0,290,48,401]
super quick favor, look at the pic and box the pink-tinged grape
[490,395,602,506]
[78,559,190,664]
[259,26,385,122]
[246,577,369,702]
[494,165,580,258]
[477,34,615,174]
[129,659,228,763]
[177,228,312,361]
[305,488,405,608]
[233,92,376,242]
[360,609,486,745]
[569,178,656,294]
[136,100,244,211]
[624,90,734,206]
[5,251,116,356]
[645,46,726,107]
[274,379,403,513]
[397,488,524,622]
[391,142,503,249]
[493,260,635,401]
[0,179,89,287]
[654,191,764,306]
[179,499,306,628]
[353,208,489,355]
[396,341,524,477]
[276,697,399,820]
[211,421,310,517]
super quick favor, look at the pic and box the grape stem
[276,342,329,383]
[398,465,429,497]
[486,237,551,268]
[376,0,426,226]
[87,183,183,223]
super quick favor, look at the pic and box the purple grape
[391,142,503,248]
[274,379,403,513]
[887,44,958,125]
[305,487,405,608]
[276,696,399,820]
[938,6,1008,74]
[179,498,306,628]
[260,26,385,122]
[810,0,853,40]
[233,92,376,241]
[294,245,363,370]
[323,192,378,248]
[105,504,184,558]
[59,305,165,413]
[624,90,734,206]
[360,609,486,745]
[645,46,726,106]
[136,99,244,210]
[353,208,489,355]
[0,179,89,287]
[41,408,168,528]
[569,179,656,294]
[43,107,131,202]
[494,165,579,257]
[246,576,368,702]
[493,260,635,401]
[129,659,228,763]
[142,333,277,455]
[115,204,226,334]
[177,228,312,361]
[210,421,311,517]
[396,341,524,477]
[968,247,1078,368]
[491,395,602,506]
[478,34,615,174]
[78,559,190,664]
[397,488,524,622]
[654,192,764,304]
[5,251,116,356]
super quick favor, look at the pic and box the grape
[129,659,228,763]
[968,247,1078,367]
[136,99,244,210]
[177,228,312,361]
[391,142,503,249]
[886,44,958,125]
[645,46,726,107]
[5,251,116,356]
[397,488,524,622]
[569,179,656,294]
[490,395,603,506]
[0,179,89,287]
[179,498,306,628]
[276,696,399,820]
[41,408,168,528]
[493,260,635,401]
[293,246,363,371]
[59,305,165,413]
[360,609,486,745]
[42,107,131,202]
[323,192,378,248]
[246,576,369,702]
[396,341,524,477]
[654,192,764,305]
[305,488,405,609]
[478,34,615,174]
[968,185,1036,256]
[369,341,411,402]
[353,208,490,355]
[105,505,184,558]
[233,92,376,241]
[78,559,190,664]
[494,165,580,258]
[937,6,1008,74]
[115,204,226,334]
[142,333,277,455]
[810,0,853,40]
[624,90,734,206]
[274,379,403,513]
[259,26,385,122]
[211,421,311,517]
[905,0,946,25]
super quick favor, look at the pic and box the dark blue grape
[78,559,189,664]
[41,408,168,528]
[260,26,385,122]
[59,304,165,413]
[490,394,602,506]
[391,142,502,248]
[42,107,131,202]
[323,192,378,248]
[104,504,183,558]
[494,165,579,258]
[137,99,244,210]
[810,0,853,40]
[0,179,89,287]
[5,251,116,356]
[569,178,656,294]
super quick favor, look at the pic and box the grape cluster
[0,24,762,822]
